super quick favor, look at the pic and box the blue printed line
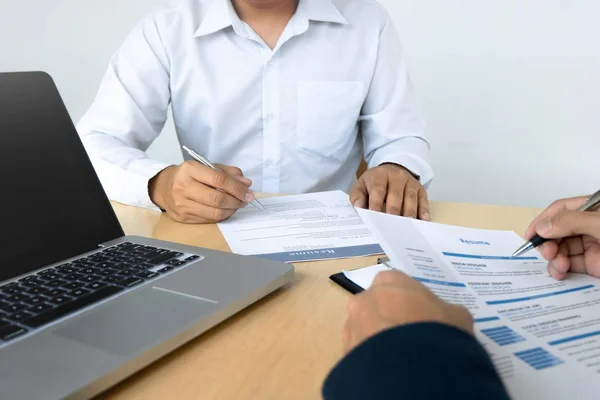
[486,331,518,339]
[496,337,526,346]
[254,243,384,263]
[481,326,513,334]
[481,325,526,347]
[492,333,524,340]
[514,347,564,370]
[474,316,501,323]
[412,277,466,288]
[527,356,564,369]
[486,285,594,305]
[487,332,523,341]
[530,359,564,370]
[442,252,538,260]
[515,348,547,357]
[520,353,553,364]
[549,329,600,346]
[487,329,519,336]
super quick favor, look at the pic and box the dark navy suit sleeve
[322,322,510,400]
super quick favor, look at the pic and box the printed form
[217,191,383,262]
[351,208,600,399]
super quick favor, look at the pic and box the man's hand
[343,270,473,353]
[350,164,429,220]
[149,161,255,224]
[525,196,600,280]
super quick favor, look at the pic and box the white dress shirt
[77,0,433,211]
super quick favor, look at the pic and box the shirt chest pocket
[297,81,364,160]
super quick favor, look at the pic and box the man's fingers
[384,184,405,216]
[546,240,572,280]
[417,188,430,221]
[562,236,585,256]
[547,263,568,280]
[401,186,418,219]
[568,254,590,275]
[548,256,571,275]
[539,240,559,261]
[217,164,253,187]
[185,162,254,203]
[371,270,412,289]
[544,237,599,280]
[536,211,600,240]
[525,222,539,243]
[188,188,245,210]
[371,270,436,300]
[366,178,388,213]
[236,176,253,187]
[541,236,585,259]
[526,196,589,239]
[215,164,243,177]
[167,197,236,223]
[178,176,245,210]
[350,180,368,209]
[548,252,595,280]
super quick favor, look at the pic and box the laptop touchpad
[54,287,219,356]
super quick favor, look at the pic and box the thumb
[537,210,600,240]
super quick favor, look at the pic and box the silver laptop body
[0,72,294,400]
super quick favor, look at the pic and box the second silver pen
[182,145,265,211]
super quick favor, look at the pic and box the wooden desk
[102,200,541,400]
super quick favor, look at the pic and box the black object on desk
[329,257,390,294]
[329,272,364,294]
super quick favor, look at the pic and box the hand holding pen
[514,190,600,281]
[182,146,264,211]
[148,145,263,224]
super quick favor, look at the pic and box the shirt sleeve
[359,13,434,188]
[76,15,172,211]
[322,323,510,400]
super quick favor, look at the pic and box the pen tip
[512,242,533,258]
[252,200,265,210]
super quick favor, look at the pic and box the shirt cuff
[127,158,172,211]
[90,156,171,212]
[367,138,434,189]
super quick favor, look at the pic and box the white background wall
[1,0,598,208]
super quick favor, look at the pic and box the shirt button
[266,158,276,165]
[265,113,275,123]
[267,59,275,67]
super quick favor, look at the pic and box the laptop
[0,71,294,400]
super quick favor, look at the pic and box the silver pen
[182,145,265,211]
[512,189,600,257]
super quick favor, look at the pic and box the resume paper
[350,208,600,399]
[217,191,383,262]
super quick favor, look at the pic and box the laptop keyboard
[0,242,201,344]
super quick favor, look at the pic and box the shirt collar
[295,0,349,25]
[194,0,243,37]
[194,0,348,37]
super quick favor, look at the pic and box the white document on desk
[354,208,600,400]
[217,191,383,263]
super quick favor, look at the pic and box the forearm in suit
[322,322,510,400]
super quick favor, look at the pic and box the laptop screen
[0,72,125,282]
